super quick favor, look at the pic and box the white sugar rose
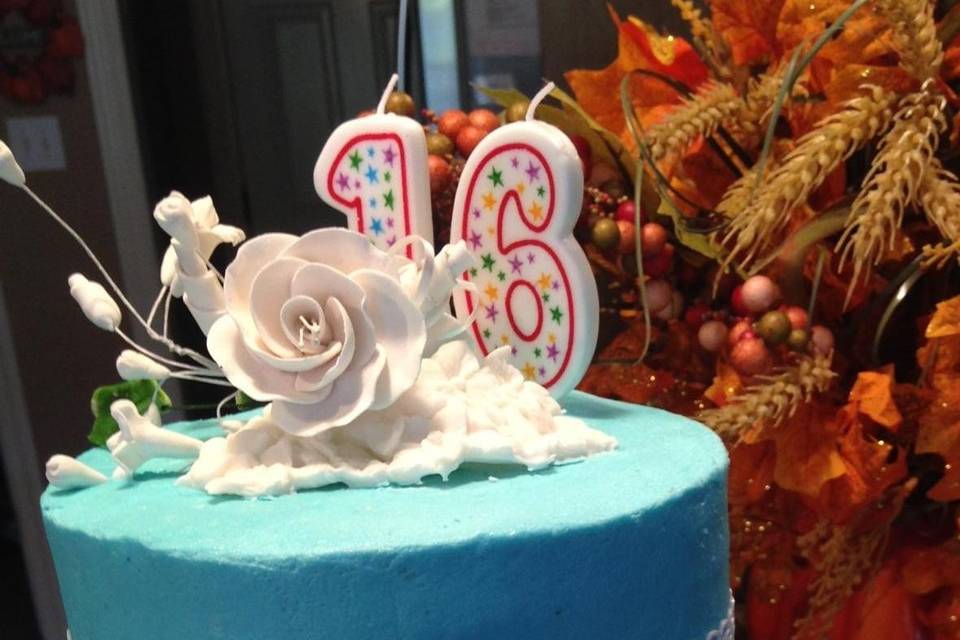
[207,228,426,436]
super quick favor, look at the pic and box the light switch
[5,116,67,172]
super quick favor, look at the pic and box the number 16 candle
[450,83,599,398]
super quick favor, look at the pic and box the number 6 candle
[314,74,433,255]
[450,83,599,398]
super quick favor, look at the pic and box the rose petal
[293,297,356,392]
[290,263,377,366]
[207,315,331,404]
[249,257,309,358]
[270,347,387,436]
[281,228,398,278]
[349,269,426,409]
[224,233,297,335]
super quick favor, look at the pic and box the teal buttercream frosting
[42,391,730,639]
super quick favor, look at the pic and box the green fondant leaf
[88,380,171,447]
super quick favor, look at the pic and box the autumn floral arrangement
[394,0,960,637]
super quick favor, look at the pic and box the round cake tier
[42,391,730,640]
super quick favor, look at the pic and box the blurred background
[0,0,681,636]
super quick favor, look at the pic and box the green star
[487,167,504,187]
[481,253,496,272]
[536,185,546,198]
[542,292,551,302]
[483,328,492,339]
[383,189,395,210]
[348,150,363,171]
[497,271,506,282]
[383,170,392,182]
[534,347,542,358]
[550,306,563,323]
[469,267,478,277]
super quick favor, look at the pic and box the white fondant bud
[0,140,26,187]
[109,400,202,473]
[45,454,108,489]
[116,350,171,381]
[153,191,199,249]
[68,273,122,331]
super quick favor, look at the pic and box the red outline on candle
[325,132,414,258]
[505,280,542,341]
[455,142,575,388]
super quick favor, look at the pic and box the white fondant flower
[68,273,121,331]
[116,350,171,381]
[207,228,427,436]
[45,455,107,489]
[108,400,202,474]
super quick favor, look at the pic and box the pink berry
[731,337,773,375]
[656,291,684,321]
[643,243,674,278]
[640,223,668,256]
[616,220,636,254]
[615,200,639,223]
[810,325,834,355]
[698,320,728,352]
[644,279,673,313]
[740,275,779,314]
[783,305,809,330]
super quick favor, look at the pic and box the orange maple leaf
[901,541,960,595]
[729,441,776,506]
[711,0,787,66]
[916,387,960,502]
[828,564,919,640]
[704,359,743,407]
[927,295,960,339]
[767,402,847,497]
[848,369,903,430]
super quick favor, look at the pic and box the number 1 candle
[450,83,599,398]
[314,74,433,255]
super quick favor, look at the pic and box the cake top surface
[42,392,726,563]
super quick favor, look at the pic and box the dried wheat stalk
[874,0,943,81]
[794,523,887,640]
[731,65,789,140]
[716,169,756,218]
[720,86,898,269]
[670,0,715,49]
[647,81,743,160]
[697,352,835,441]
[838,88,946,297]
[918,158,960,267]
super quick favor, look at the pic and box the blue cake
[42,392,731,640]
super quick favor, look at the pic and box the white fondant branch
[115,329,221,375]
[45,455,108,489]
[116,350,171,381]
[109,400,202,474]
[0,140,25,186]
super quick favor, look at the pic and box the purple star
[468,231,483,250]
[354,179,361,189]
[511,346,518,356]
[383,146,396,166]
[546,343,559,361]
[508,254,523,274]
[511,157,519,169]
[526,252,535,264]
[336,172,350,191]
[386,235,397,247]
[552,280,560,291]
[386,217,395,228]
[525,161,541,183]
[484,304,499,321]
[472,208,481,219]
[538,366,546,377]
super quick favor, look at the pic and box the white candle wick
[527,81,556,121]
[377,73,400,115]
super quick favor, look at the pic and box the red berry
[468,108,500,133]
[428,155,451,192]
[728,319,753,347]
[640,223,668,256]
[438,109,469,140]
[455,125,487,157]
[616,220,636,254]
[741,275,779,314]
[783,305,809,331]
[684,303,711,329]
[615,200,638,223]
[731,337,773,375]
[643,242,673,278]
[730,285,751,317]
[46,20,84,59]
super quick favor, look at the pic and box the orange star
[516,182,525,194]
[501,334,510,345]
[529,201,544,222]
[484,283,499,301]
[548,332,557,344]
[521,362,537,380]
[487,225,496,237]
[537,273,552,290]
[482,191,497,210]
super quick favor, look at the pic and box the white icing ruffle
[706,593,735,640]
[179,340,617,496]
